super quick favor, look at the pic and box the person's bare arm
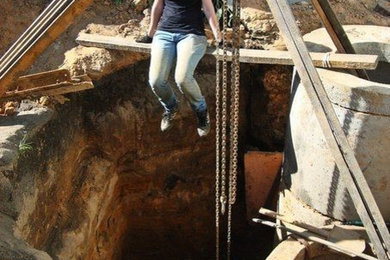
[148,0,164,37]
[202,0,222,43]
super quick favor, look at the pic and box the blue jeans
[148,30,208,113]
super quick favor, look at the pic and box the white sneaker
[196,110,210,137]
[161,109,178,132]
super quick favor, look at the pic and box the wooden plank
[17,69,71,91]
[245,151,282,218]
[0,75,93,102]
[310,0,370,80]
[266,0,390,259]
[76,32,379,70]
[0,0,94,96]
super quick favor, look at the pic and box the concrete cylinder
[283,25,390,221]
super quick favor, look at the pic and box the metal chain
[227,0,241,258]
[215,53,221,260]
[230,0,241,207]
[219,0,229,217]
[216,0,241,258]
[215,0,228,258]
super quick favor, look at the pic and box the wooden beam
[0,74,93,102]
[76,33,379,70]
[17,69,71,91]
[0,0,94,97]
[310,0,370,80]
[266,0,390,259]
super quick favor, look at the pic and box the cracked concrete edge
[318,68,390,116]
[0,105,55,172]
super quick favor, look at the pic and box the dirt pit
[4,57,290,259]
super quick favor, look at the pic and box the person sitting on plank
[137,0,221,137]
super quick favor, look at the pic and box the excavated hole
[14,58,291,259]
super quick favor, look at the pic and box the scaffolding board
[76,32,379,70]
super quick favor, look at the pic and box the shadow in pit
[282,68,358,219]
[281,68,299,189]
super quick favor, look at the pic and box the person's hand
[215,31,223,48]
[136,34,153,43]
[147,28,156,38]
[216,38,223,48]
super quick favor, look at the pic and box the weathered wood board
[17,69,71,91]
[0,0,94,96]
[1,74,93,102]
[76,32,379,70]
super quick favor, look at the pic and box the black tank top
[158,0,205,36]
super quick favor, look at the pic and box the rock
[139,13,150,30]
[143,8,150,16]
[0,107,54,172]
[4,101,18,116]
[18,100,36,112]
[0,213,52,260]
[60,45,148,80]
[39,96,50,106]
[262,22,273,33]
[270,37,287,51]
[132,0,148,12]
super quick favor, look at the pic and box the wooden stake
[310,0,370,80]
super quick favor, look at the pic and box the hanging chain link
[230,0,241,207]
[219,0,229,217]
[227,0,241,258]
[216,0,241,258]
[215,42,221,260]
